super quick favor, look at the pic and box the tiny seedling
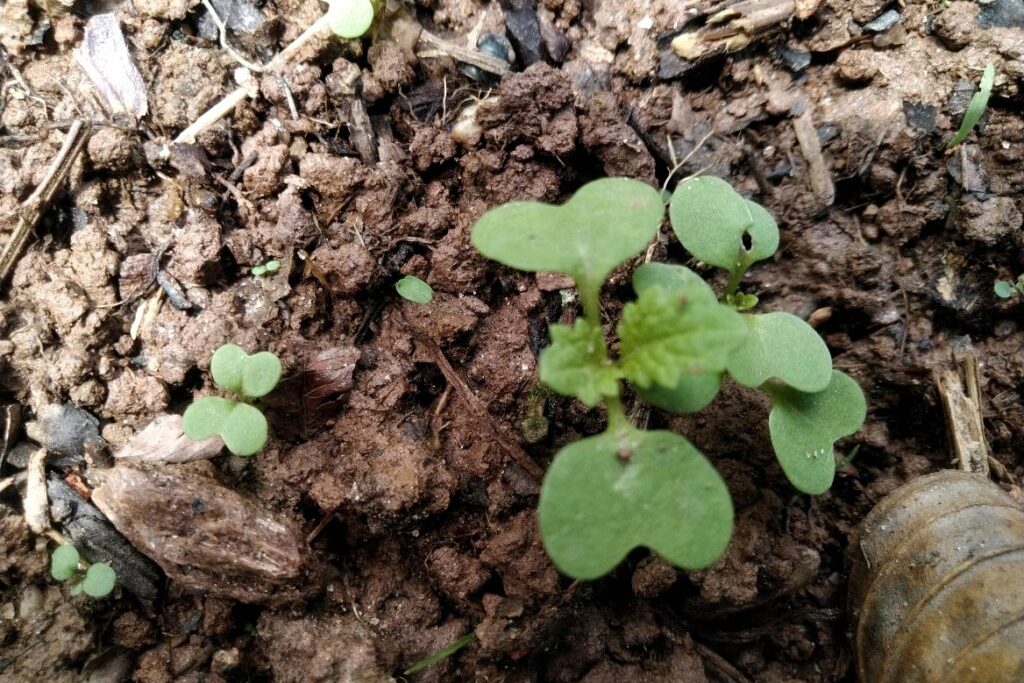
[472,176,867,579]
[326,0,379,38]
[404,633,475,675]
[395,275,434,304]
[183,344,282,456]
[948,62,995,148]
[51,544,117,598]
[251,259,281,277]
[994,276,1024,299]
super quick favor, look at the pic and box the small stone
[18,585,44,618]
[836,50,877,85]
[954,196,1023,246]
[25,403,103,460]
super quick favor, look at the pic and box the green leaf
[403,634,475,675]
[326,0,377,38]
[210,344,282,398]
[471,178,665,303]
[669,177,778,273]
[395,275,434,304]
[251,265,267,276]
[538,428,733,579]
[80,562,116,598]
[183,396,236,441]
[767,370,867,494]
[994,280,1015,299]
[618,285,748,390]
[51,544,80,582]
[726,312,832,393]
[632,262,716,304]
[635,372,722,414]
[264,260,280,273]
[218,403,268,456]
[539,320,620,407]
[948,62,995,148]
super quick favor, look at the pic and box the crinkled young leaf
[539,320,620,407]
[726,312,832,393]
[210,344,282,398]
[618,285,747,389]
[471,178,665,300]
[51,544,80,581]
[669,177,779,272]
[767,370,867,494]
[538,427,733,579]
[81,562,116,597]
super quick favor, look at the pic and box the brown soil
[2,0,1024,681]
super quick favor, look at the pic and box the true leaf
[326,0,377,38]
[767,370,867,494]
[538,427,733,579]
[726,312,832,393]
[632,262,716,304]
[948,62,995,149]
[618,285,747,390]
[51,544,80,581]
[210,344,282,398]
[539,320,621,407]
[81,562,116,597]
[471,178,665,304]
[395,275,434,304]
[669,177,778,273]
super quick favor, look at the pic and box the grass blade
[403,634,475,675]
[947,63,995,148]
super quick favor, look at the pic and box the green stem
[579,281,602,327]
[724,264,746,298]
[605,393,628,432]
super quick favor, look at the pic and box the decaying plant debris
[2,0,1024,680]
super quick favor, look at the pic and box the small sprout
[326,0,378,39]
[994,277,1024,299]
[183,344,282,456]
[472,177,866,579]
[51,544,117,598]
[395,275,434,304]
[252,259,281,277]
[403,633,475,675]
[948,62,995,148]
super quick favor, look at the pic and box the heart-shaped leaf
[726,312,832,393]
[539,320,621,407]
[80,562,116,598]
[471,178,665,302]
[538,427,733,579]
[326,0,377,38]
[210,344,282,398]
[183,396,268,456]
[669,177,778,273]
[767,370,866,494]
[618,285,747,390]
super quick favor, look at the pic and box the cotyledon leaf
[183,397,268,456]
[767,370,867,495]
[539,319,621,407]
[669,177,779,273]
[726,312,833,393]
[471,178,665,296]
[210,344,282,398]
[538,427,733,579]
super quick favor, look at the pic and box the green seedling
[472,176,867,579]
[251,259,280,277]
[395,275,434,304]
[183,344,282,456]
[994,276,1024,299]
[326,0,379,38]
[51,544,117,598]
[403,633,475,675]
[948,62,995,148]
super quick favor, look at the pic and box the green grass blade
[403,634,475,675]
[948,63,995,148]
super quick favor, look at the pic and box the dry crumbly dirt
[2,0,1024,681]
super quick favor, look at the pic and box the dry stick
[419,335,544,480]
[935,352,990,476]
[416,28,511,76]
[0,119,91,290]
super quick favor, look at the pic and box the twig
[417,29,510,76]
[935,352,989,475]
[0,119,91,290]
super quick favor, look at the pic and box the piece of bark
[92,465,318,604]
[793,109,835,208]
[24,448,49,534]
[114,414,224,464]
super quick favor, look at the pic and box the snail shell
[848,470,1024,683]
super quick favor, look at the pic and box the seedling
[472,176,866,579]
[326,0,379,38]
[395,275,434,304]
[948,62,995,148]
[251,259,280,277]
[994,276,1024,299]
[403,633,475,675]
[183,344,282,456]
[51,544,117,598]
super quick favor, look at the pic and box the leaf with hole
[539,320,621,407]
[210,344,282,398]
[51,544,80,582]
[538,427,733,578]
[767,370,866,494]
[471,178,665,304]
[618,285,747,390]
[726,312,832,393]
[669,177,779,273]
[395,275,434,304]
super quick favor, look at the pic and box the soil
[2,0,1024,681]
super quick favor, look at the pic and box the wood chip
[23,447,49,534]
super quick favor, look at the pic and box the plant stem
[724,263,747,298]
[605,394,629,431]
[579,282,602,327]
